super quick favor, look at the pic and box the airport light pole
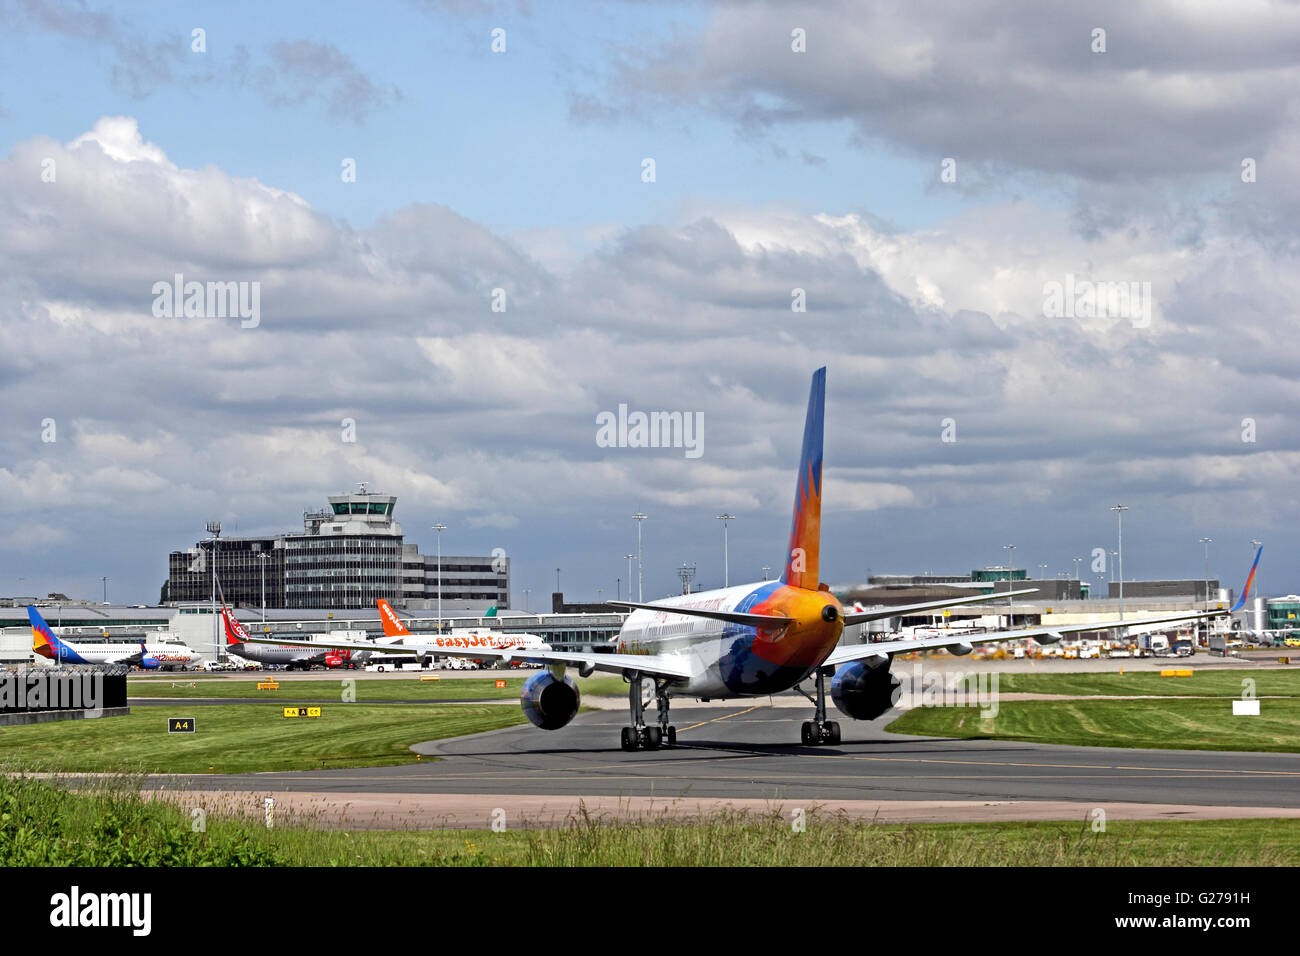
[522,587,532,612]
[205,521,221,660]
[633,513,647,602]
[1003,545,1015,627]
[101,576,108,604]
[761,566,771,581]
[677,562,696,595]
[624,554,635,600]
[1199,538,1212,612]
[1111,505,1128,621]
[1073,556,1082,581]
[432,523,446,632]
[716,514,735,588]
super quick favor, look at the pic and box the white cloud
[0,115,1294,599]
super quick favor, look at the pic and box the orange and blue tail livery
[28,605,85,664]
[782,366,825,591]
[1229,545,1263,612]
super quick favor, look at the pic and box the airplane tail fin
[782,367,826,591]
[27,606,58,659]
[222,607,252,646]
[377,598,411,637]
[1229,545,1263,613]
[484,605,497,618]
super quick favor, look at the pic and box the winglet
[1229,545,1263,613]
[782,367,826,591]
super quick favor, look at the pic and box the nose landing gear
[619,671,677,751]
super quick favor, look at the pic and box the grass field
[128,673,632,700]
[4,774,1298,865]
[0,704,526,773]
[127,676,526,700]
[888,697,1300,753]
[969,668,1300,698]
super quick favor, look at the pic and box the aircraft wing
[842,588,1039,626]
[823,610,1226,668]
[237,634,693,679]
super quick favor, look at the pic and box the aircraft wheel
[644,726,662,750]
[800,721,815,745]
[824,721,841,745]
[620,727,639,751]
[666,726,676,747]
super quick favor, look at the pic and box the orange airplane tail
[377,598,412,637]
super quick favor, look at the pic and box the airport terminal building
[166,489,508,612]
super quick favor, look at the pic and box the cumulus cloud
[0,114,1293,600]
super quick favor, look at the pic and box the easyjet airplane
[374,598,551,654]
[243,368,1245,751]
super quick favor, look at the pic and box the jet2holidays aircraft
[243,368,1248,750]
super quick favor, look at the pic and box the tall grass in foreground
[2,773,1296,866]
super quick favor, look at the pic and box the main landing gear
[620,672,677,751]
[796,667,841,746]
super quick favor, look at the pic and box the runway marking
[677,705,763,733]
[839,754,1300,775]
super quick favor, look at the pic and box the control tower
[303,482,402,537]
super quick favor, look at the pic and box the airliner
[28,606,199,669]
[221,609,365,670]
[375,598,551,653]
[242,368,1246,751]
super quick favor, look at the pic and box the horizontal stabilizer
[606,600,793,628]
[239,631,692,680]
[842,588,1040,626]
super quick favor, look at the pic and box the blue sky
[0,0,978,240]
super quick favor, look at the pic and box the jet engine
[520,670,581,730]
[830,657,901,721]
